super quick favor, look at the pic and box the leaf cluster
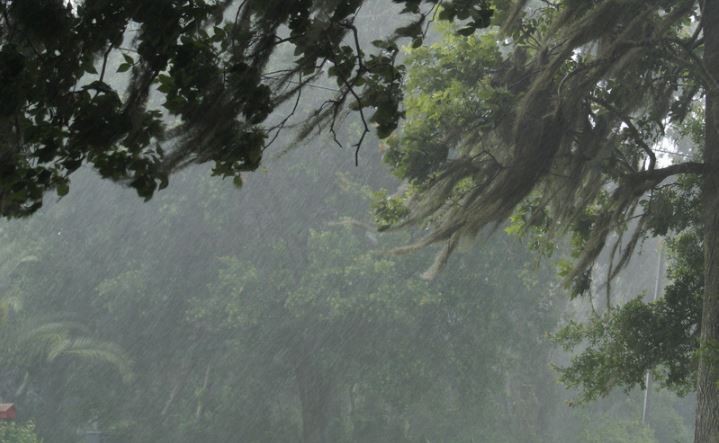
[0,0,501,217]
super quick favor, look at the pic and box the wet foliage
[0,0,714,441]
[0,0,495,217]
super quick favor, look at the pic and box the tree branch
[590,97,657,170]
[624,161,704,186]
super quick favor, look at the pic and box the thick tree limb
[624,161,705,186]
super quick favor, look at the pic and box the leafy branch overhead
[0,0,494,217]
[381,1,709,288]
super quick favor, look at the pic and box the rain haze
[0,1,713,442]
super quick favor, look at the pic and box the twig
[264,74,303,149]
[98,44,114,84]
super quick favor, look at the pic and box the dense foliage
[0,0,500,217]
[2,0,716,440]
[382,2,704,285]
[0,422,42,443]
[0,136,694,442]
[555,227,703,402]
[377,2,719,439]
[0,141,556,442]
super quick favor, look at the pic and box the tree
[0,137,580,442]
[0,0,497,217]
[0,422,42,443]
[0,250,133,440]
[380,2,719,440]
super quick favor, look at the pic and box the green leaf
[83,60,98,74]
[456,26,476,36]
[213,25,226,41]
[56,181,69,197]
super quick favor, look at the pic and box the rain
[0,1,712,442]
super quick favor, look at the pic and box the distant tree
[0,139,579,442]
[0,421,42,443]
[379,2,718,441]
[187,224,558,443]
[0,270,132,440]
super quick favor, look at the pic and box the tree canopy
[378,1,719,440]
[0,0,498,217]
[382,1,702,283]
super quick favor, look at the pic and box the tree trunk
[695,2,719,441]
[296,360,333,443]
